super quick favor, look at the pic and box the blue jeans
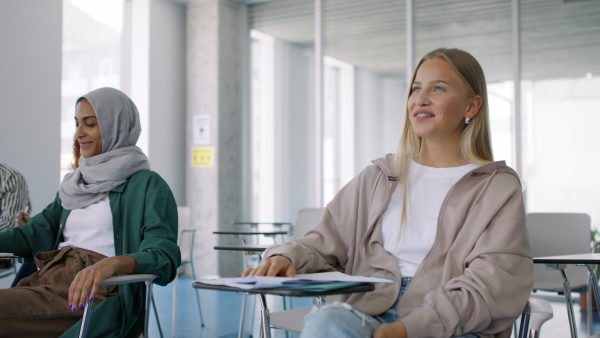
[300,277,479,338]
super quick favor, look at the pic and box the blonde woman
[244,48,533,338]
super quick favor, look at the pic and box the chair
[518,298,554,338]
[171,206,204,338]
[214,208,323,338]
[527,212,594,334]
[0,257,17,281]
[268,209,337,335]
[78,274,159,338]
[287,208,324,241]
[527,213,591,292]
[270,297,553,337]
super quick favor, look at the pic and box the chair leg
[145,282,153,338]
[190,259,205,326]
[151,294,164,338]
[171,273,179,338]
[78,296,95,338]
[517,313,530,338]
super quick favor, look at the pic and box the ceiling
[246,0,600,82]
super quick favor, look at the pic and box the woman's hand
[242,255,296,277]
[68,255,136,312]
[14,211,30,226]
[373,321,407,338]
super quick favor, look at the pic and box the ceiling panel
[248,0,600,82]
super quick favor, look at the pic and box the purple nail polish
[79,303,83,309]
[71,306,76,313]
[89,296,94,302]
[68,304,73,311]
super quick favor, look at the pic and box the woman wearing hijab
[0,87,180,338]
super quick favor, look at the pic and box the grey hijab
[58,87,151,210]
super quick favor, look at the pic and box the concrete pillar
[187,0,245,277]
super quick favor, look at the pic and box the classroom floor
[2,272,600,337]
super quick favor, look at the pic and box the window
[61,0,123,179]
[323,56,354,204]
[520,0,600,230]
[250,30,276,221]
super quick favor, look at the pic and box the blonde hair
[396,48,493,224]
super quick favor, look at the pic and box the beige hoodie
[264,154,534,338]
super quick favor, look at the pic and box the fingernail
[89,296,94,302]
[79,303,83,309]
[68,304,73,311]
[71,306,76,313]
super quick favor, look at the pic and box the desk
[0,253,21,281]
[213,231,288,236]
[232,222,292,229]
[192,282,375,338]
[214,230,288,246]
[534,254,600,338]
[213,244,271,255]
[213,230,288,251]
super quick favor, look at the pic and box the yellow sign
[192,147,214,167]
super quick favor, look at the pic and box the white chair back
[292,208,324,239]
[527,212,590,290]
[177,206,192,262]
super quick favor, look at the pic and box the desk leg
[586,265,600,336]
[257,293,271,338]
[558,267,578,338]
[239,294,247,338]
[546,264,578,338]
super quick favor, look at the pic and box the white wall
[0,0,62,213]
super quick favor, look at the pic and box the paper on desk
[195,271,392,290]
[0,253,16,257]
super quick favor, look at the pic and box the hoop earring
[465,117,471,125]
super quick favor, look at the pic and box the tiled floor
[2,271,600,337]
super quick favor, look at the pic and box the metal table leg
[547,263,578,338]
[585,264,600,336]
[239,294,248,338]
[257,293,271,338]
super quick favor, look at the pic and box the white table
[534,254,600,338]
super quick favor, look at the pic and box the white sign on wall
[193,115,210,146]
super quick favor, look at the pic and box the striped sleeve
[0,165,31,231]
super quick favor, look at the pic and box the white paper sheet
[195,271,392,290]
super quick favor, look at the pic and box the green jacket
[0,170,181,337]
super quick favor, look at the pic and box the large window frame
[247,0,600,230]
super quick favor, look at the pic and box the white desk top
[534,253,600,264]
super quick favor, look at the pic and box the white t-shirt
[382,160,479,277]
[59,195,115,257]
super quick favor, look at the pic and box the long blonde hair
[396,48,493,224]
